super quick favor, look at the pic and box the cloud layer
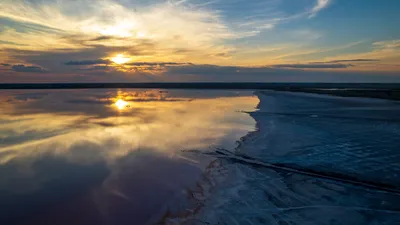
[0,0,399,82]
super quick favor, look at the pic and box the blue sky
[0,0,399,82]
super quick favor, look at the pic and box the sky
[0,0,399,83]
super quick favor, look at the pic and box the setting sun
[111,54,131,65]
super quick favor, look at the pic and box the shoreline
[1,83,400,91]
[178,90,400,224]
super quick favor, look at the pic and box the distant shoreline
[1,83,400,100]
[1,82,400,89]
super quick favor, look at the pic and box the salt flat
[180,91,400,225]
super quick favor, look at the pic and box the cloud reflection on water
[1,89,257,163]
[0,89,258,224]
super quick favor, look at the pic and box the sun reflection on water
[115,99,129,110]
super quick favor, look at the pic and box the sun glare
[98,21,136,38]
[111,54,131,64]
[115,99,129,110]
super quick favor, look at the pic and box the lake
[0,89,257,225]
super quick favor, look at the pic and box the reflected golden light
[0,90,259,165]
[115,99,129,110]
[111,54,131,64]
[137,31,146,38]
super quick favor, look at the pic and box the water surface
[0,89,258,225]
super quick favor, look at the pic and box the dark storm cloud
[272,63,353,69]
[65,59,112,65]
[11,64,48,73]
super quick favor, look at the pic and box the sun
[111,54,131,64]
[115,99,129,110]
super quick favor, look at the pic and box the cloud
[1,0,397,82]
[0,40,28,46]
[374,40,400,49]
[65,99,112,105]
[285,29,323,42]
[125,62,191,66]
[74,65,111,71]
[63,60,192,73]
[20,61,357,79]
[2,61,399,83]
[89,36,115,41]
[1,63,11,67]
[321,40,400,66]
[62,59,193,73]
[0,0,335,57]
[0,0,235,53]
[310,0,331,17]
[272,63,352,69]
[229,0,334,35]
[164,63,351,78]
[0,0,240,66]
[324,59,380,63]
[161,64,400,83]
[11,64,48,73]
[65,59,111,66]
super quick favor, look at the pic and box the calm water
[0,89,258,225]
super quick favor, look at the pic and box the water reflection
[114,99,129,110]
[0,89,258,225]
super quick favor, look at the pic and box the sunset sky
[0,0,399,82]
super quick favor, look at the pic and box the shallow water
[0,89,258,225]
